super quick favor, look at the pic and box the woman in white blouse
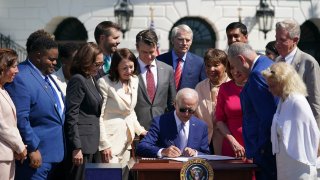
[98,48,147,166]
[262,62,320,180]
[0,49,27,180]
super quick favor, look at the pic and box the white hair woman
[262,62,320,180]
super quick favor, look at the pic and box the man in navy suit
[157,24,206,90]
[228,42,278,180]
[136,88,210,158]
[6,36,65,180]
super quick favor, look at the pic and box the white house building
[1,0,320,62]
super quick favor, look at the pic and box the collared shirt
[157,111,191,157]
[138,58,158,87]
[282,47,297,65]
[28,60,65,111]
[174,110,190,138]
[171,50,186,73]
[250,55,260,71]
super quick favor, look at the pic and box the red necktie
[175,58,183,90]
[146,65,155,103]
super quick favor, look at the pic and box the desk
[131,159,257,180]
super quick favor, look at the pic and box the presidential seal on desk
[180,158,214,180]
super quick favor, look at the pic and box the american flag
[149,6,160,55]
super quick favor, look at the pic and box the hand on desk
[182,147,197,157]
[161,145,181,157]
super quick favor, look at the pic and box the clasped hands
[14,147,42,169]
[14,146,27,164]
[161,145,196,157]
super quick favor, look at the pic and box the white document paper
[196,155,236,160]
[163,155,236,162]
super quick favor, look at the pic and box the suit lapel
[291,48,302,70]
[181,53,192,84]
[26,62,63,122]
[137,65,151,104]
[153,61,164,103]
[0,90,17,120]
[203,79,213,113]
[85,77,102,104]
[187,117,197,147]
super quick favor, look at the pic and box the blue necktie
[103,55,111,74]
[45,76,63,117]
[178,122,187,151]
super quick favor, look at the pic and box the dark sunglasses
[179,108,195,114]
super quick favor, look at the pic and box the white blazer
[97,75,145,157]
[271,93,320,165]
[0,88,25,161]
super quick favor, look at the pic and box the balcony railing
[0,33,27,62]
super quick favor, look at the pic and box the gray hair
[275,19,301,39]
[175,88,199,106]
[227,42,255,59]
[171,24,193,41]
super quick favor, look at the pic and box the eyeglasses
[94,62,105,68]
[179,108,195,114]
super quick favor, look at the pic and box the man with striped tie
[157,24,206,91]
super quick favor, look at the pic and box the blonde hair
[262,62,307,99]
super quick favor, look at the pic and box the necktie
[178,122,187,151]
[45,76,63,117]
[280,57,286,62]
[103,55,111,74]
[175,58,183,90]
[146,65,155,103]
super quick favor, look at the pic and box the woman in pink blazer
[0,49,27,180]
[195,48,230,154]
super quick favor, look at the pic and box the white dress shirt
[138,58,158,87]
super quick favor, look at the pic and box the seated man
[136,88,210,158]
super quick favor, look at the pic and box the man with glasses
[136,88,210,158]
[275,19,320,129]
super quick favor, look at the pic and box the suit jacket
[97,75,145,157]
[195,78,229,155]
[5,60,65,163]
[0,88,25,161]
[240,56,278,159]
[135,60,176,129]
[157,51,206,90]
[276,48,320,129]
[65,74,102,154]
[136,111,210,157]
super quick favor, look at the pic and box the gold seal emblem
[180,158,214,180]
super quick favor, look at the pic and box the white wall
[0,0,319,53]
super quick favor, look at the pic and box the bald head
[175,88,199,107]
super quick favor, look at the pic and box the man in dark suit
[134,29,176,130]
[136,88,210,158]
[226,22,249,46]
[275,19,320,129]
[94,21,121,79]
[157,24,206,90]
[228,42,278,180]
[6,36,65,180]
